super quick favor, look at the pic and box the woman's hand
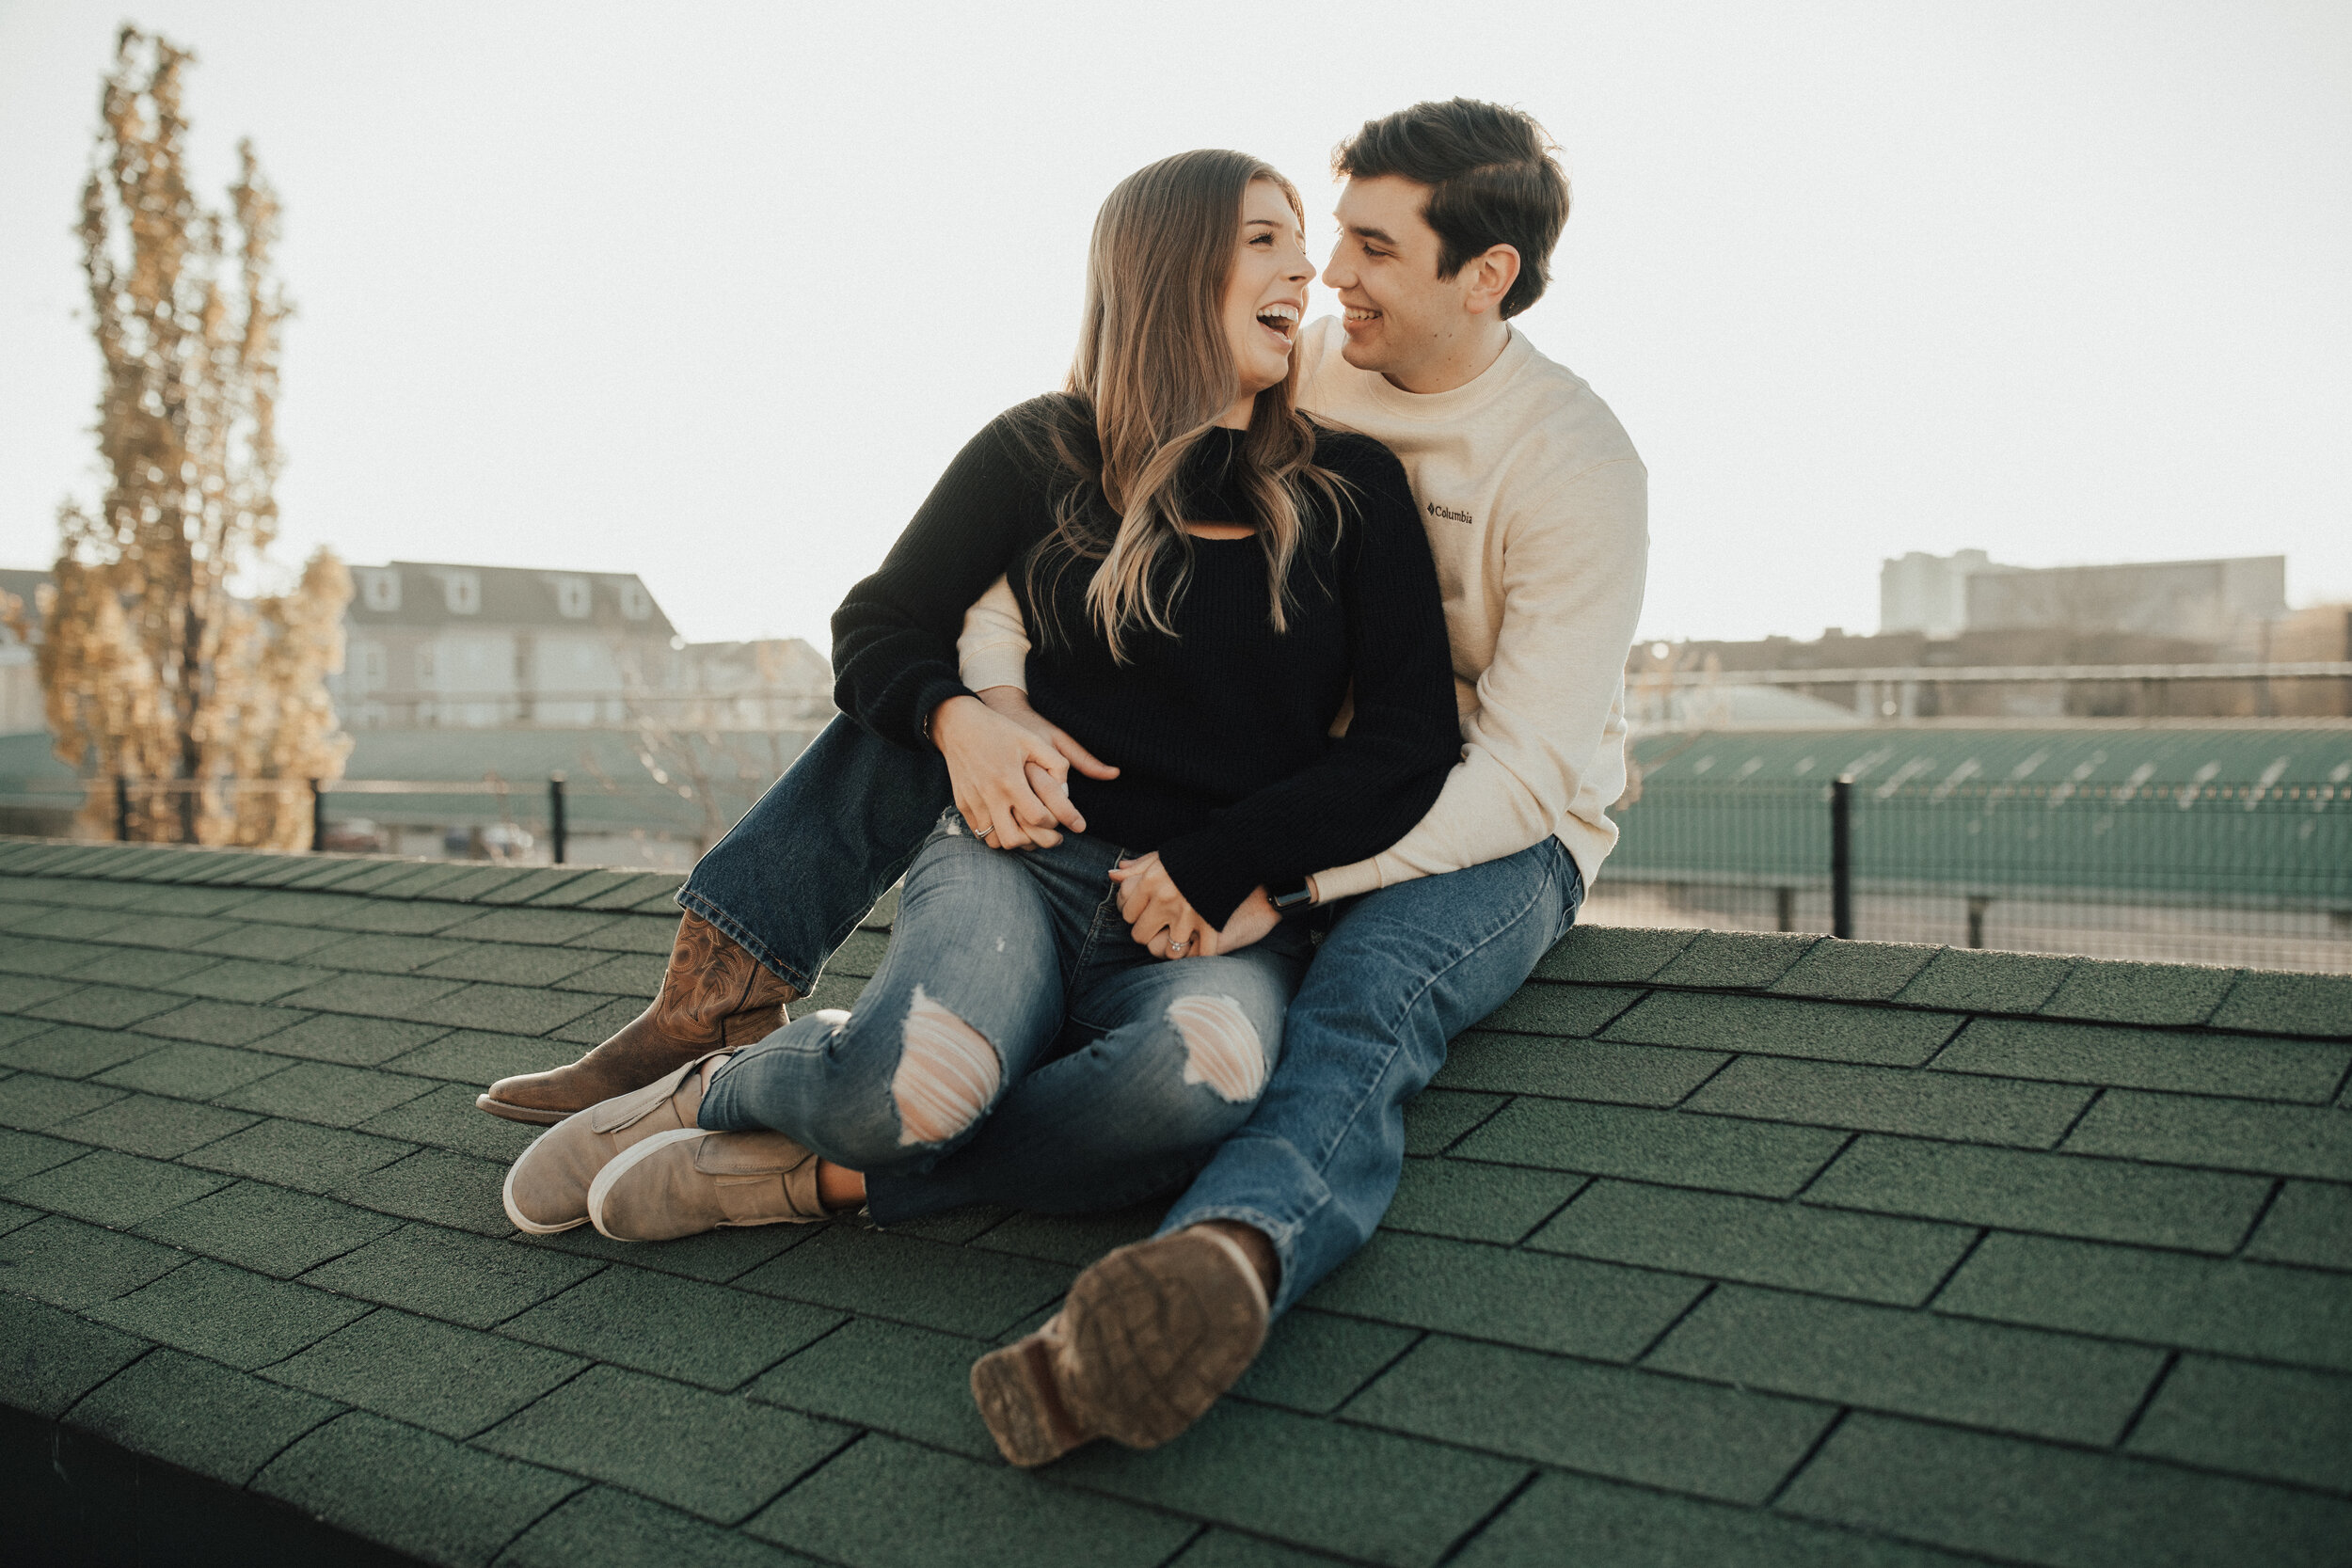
[930,695,1096,849]
[1112,870,1282,960]
[1111,852,1219,958]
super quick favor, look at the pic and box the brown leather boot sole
[970,1228,1269,1467]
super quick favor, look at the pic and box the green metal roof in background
[1619,730,2352,906]
[1633,727,2352,789]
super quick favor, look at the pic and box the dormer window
[442,571,480,615]
[359,570,401,612]
[618,581,653,621]
[553,576,592,619]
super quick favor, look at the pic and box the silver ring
[1167,941,1189,956]
[976,823,994,839]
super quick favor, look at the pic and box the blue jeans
[696,801,1312,1224]
[679,716,1581,1309]
[1156,835,1581,1315]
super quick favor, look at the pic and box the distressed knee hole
[892,986,999,1146]
[1168,994,1265,1104]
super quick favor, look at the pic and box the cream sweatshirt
[957,315,1647,900]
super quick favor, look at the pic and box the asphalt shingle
[748,1316,1001,1458]
[1646,1284,2163,1445]
[301,1222,601,1328]
[478,1363,850,1524]
[87,1256,372,1369]
[48,1091,259,1158]
[255,1412,585,1568]
[1531,1180,1975,1306]
[747,1434,1191,1568]
[0,1292,151,1417]
[736,1226,1072,1339]
[1347,1334,1831,1505]
[0,1213,190,1308]
[1454,1097,1847,1197]
[1890,947,2075,1014]
[182,1116,419,1192]
[1686,1055,2094,1148]
[5,1147,230,1228]
[1603,990,1963,1067]
[2037,958,2241,1027]
[2244,1180,2352,1271]
[1932,1017,2347,1101]
[501,1265,842,1391]
[1056,1398,1529,1568]
[1801,1134,2272,1253]
[69,1347,342,1486]
[1778,1412,2352,1568]
[133,1180,402,1277]
[2063,1088,2352,1180]
[1430,1030,1722,1106]
[2124,1354,2352,1494]
[1305,1231,1702,1360]
[1452,1469,1967,1568]
[267,1307,586,1438]
[1934,1231,2352,1373]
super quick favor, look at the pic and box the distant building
[0,569,51,736]
[1881,550,2286,655]
[334,561,832,731]
[337,562,682,729]
[1879,550,2020,640]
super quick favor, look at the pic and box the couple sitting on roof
[482,99,1646,1468]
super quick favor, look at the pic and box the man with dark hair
[960,97,1646,1463]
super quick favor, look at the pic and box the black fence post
[114,776,130,843]
[310,780,326,853]
[548,774,567,865]
[1831,775,1854,940]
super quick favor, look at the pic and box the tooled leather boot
[474,913,797,1125]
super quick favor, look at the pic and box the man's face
[1322,174,1464,381]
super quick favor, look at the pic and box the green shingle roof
[2,836,2348,1567]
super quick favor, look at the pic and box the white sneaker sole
[584,1125,713,1241]
[501,1131,590,1235]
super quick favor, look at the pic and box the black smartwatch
[1268,879,1316,918]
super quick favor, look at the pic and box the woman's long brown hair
[1019,149,1347,662]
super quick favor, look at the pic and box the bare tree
[23,28,350,847]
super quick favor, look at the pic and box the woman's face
[1222,179,1313,402]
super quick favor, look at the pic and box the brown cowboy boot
[475,913,797,1125]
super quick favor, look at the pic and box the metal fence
[0,773,770,872]
[1595,776,2352,973]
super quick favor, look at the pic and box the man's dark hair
[1333,98,1569,319]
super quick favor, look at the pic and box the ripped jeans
[695,808,1313,1224]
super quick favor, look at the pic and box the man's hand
[930,695,1090,850]
[1211,887,1281,956]
[975,688,1120,825]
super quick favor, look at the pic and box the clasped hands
[931,687,1279,958]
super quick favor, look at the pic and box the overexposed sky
[3,1,2346,647]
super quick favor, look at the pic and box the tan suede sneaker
[585,1127,825,1242]
[501,1051,733,1234]
[969,1227,1269,1468]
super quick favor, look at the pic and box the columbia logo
[1426,501,1472,525]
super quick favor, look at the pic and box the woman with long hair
[501,149,1458,1307]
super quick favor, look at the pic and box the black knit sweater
[831,396,1461,927]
